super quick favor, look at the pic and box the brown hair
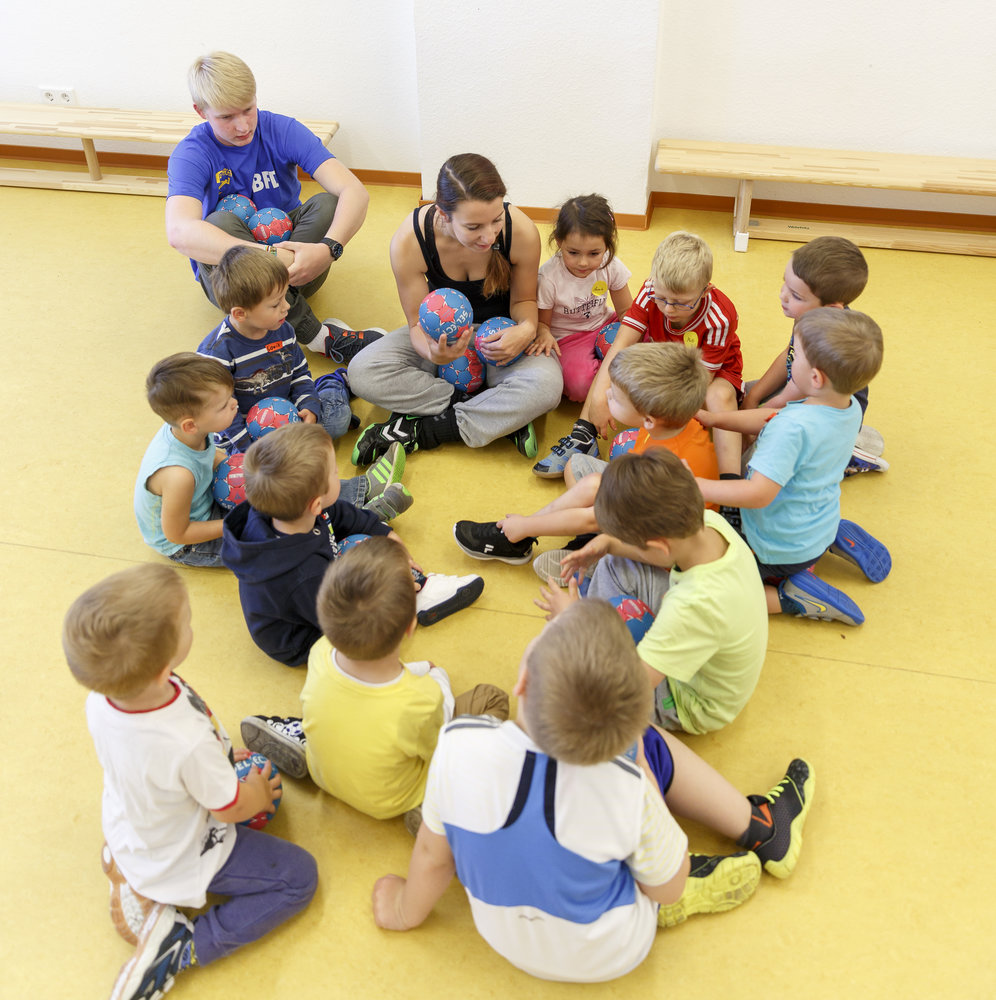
[243,423,334,521]
[794,307,883,395]
[63,565,188,700]
[523,600,651,765]
[595,450,704,544]
[146,352,234,426]
[435,153,511,299]
[790,237,868,306]
[608,343,709,427]
[316,536,416,660]
[550,194,617,265]
[211,245,288,313]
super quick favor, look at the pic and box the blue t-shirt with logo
[167,109,334,219]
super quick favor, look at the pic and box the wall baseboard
[2,143,992,234]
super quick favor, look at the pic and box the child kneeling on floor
[242,535,508,827]
[371,600,813,983]
[64,565,316,1000]
[222,422,484,666]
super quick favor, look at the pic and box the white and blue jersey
[422,717,687,982]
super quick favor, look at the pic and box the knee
[204,210,251,239]
[706,378,737,409]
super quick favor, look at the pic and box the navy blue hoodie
[221,500,390,666]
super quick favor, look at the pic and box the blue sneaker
[532,433,599,478]
[110,906,194,1000]
[830,520,891,582]
[778,571,864,626]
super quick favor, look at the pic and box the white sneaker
[855,424,885,457]
[415,573,484,626]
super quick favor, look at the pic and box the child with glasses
[584,231,743,478]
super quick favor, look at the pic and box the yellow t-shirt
[302,638,445,819]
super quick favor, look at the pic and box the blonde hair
[791,237,868,306]
[794,307,883,395]
[63,565,188,700]
[595,450,704,544]
[651,231,713,295]
[211,245,288,313]
[188,51,256,111]
[316,537,416,660]
[145,352,233,426]
[523,601,651,765]
[608,343,709,427]
[244,423,334,521]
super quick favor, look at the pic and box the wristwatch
[320,237,344,261]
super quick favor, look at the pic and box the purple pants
[193,825,317,966]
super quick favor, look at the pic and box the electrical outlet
[39,86,77,105]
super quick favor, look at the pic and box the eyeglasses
[653,287,706,311]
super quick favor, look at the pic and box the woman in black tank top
[348,154,564,462]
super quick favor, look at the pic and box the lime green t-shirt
[638,511,768,734]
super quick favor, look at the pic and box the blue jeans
[318,379,352,440]
[192,825,317,966]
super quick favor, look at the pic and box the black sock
[417,407,463,449]
[565,533,596,551]
[719,472,743,481]
[571,419,596,444]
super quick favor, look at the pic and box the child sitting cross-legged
[64,565,317,1000]
[241,535,509,828]
[453,342,718,573]
[371,599,813,983]
[222,422,484,667]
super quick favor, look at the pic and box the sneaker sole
[531,439,598,478]
[416,576,485,626]
[762,760,815,879]
[108,905,183,1000]
[855,424,885,456]
[829,519,891,583]
[240,718,309,780]
[532,549,572,586]
[657,853,762,928]
[452,525,534,565]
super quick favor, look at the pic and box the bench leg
[81,138,102,182]
[733,179,752,252]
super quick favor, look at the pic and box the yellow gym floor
[2,172,994,999]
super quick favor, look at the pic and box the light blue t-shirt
[134,424,216,556]
[742,399,862,565]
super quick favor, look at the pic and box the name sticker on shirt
[683,330,698,347]
[591,280,608,298]
[266,341,287,353]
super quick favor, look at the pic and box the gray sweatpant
[347,327,563,448]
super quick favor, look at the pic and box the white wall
[3,0,994,217]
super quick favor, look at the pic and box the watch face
[323,239,343,261]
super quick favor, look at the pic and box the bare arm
[372,825,456,930]
[696,470,781,509]
[696,406,778,436]
[165,194,294,270]
[151,465,224,546]
[742,347,790,409]
[585,323,642,434]
[210,759,282,824]
[527,306,560,357]
[281,158,370,287]
[609,282,635,318]
[389,219,474,365]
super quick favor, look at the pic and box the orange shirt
[634,419,719,509]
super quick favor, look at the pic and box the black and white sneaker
[320,318,386,363]
[453,521,536,564]
[415,573,484,625]
[352,414,423,466]
[109,906,194,1000]
[240,716,308,780]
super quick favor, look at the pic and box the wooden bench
[654,138,996,257]
[0,103,339,197]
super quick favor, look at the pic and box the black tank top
[413,204,513,321]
